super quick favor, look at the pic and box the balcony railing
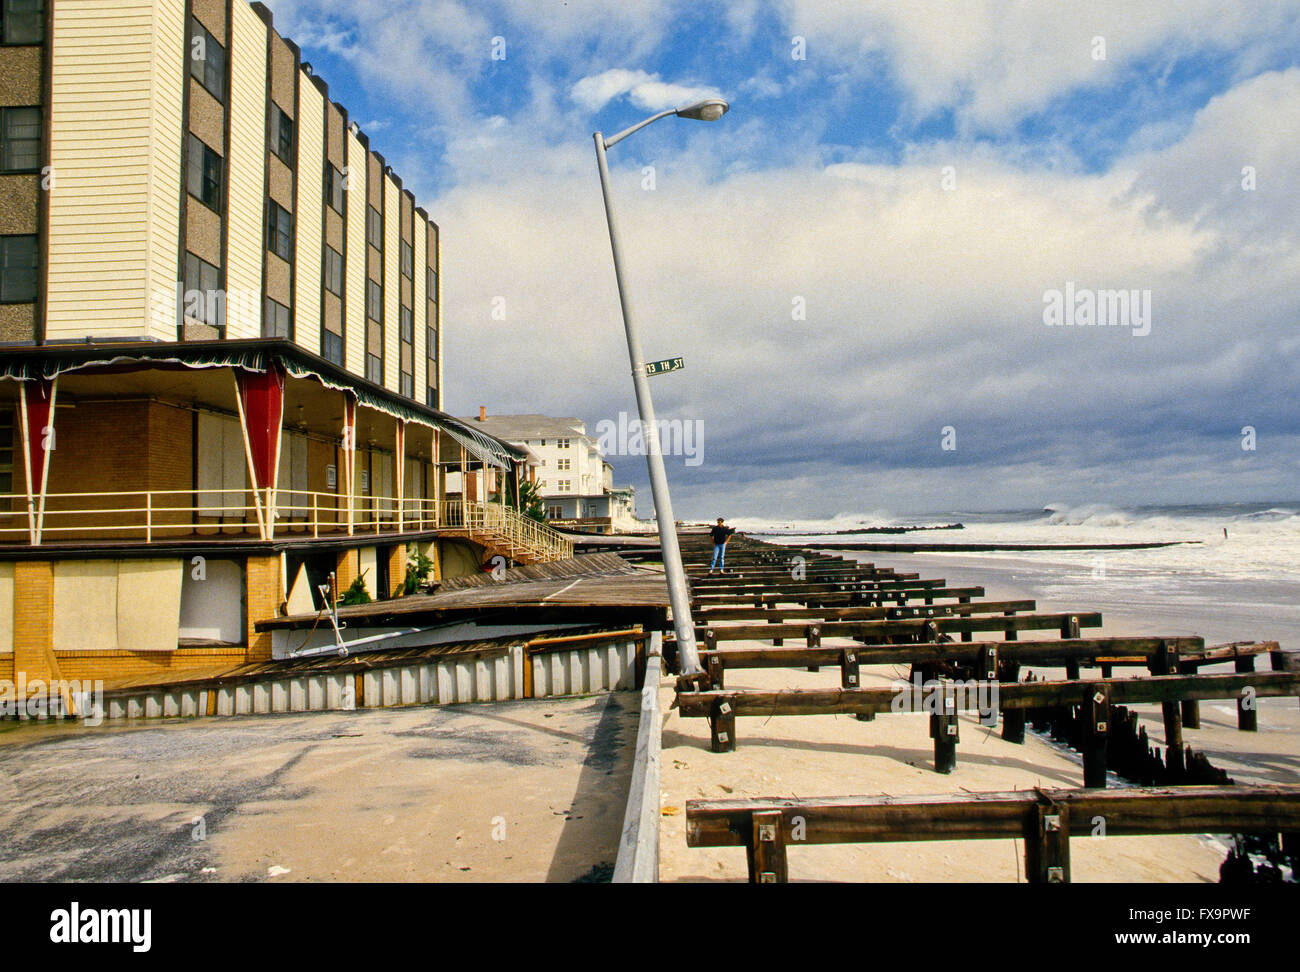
[438,499,573,562]
[0,490,572,562]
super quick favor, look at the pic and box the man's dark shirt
[710,525,734,545]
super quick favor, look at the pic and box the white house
[459,410,641,532]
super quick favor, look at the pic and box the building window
[269,102,294,166]
[548,506,562,520]
[324,245,343,296]
[366,279,383,322]
[367,206,382,248]
[400,372,413,399]
[325,163,345,213]
[425,386,437,409]
[0,234,36,303]
[558,438,570,449]
[267,199,292,261]
[1,0,44,45]
[0,106,39,172]
[559,480,571,493]
[401,240,413,279]
[0,407,12,494]
[425,326,437,361]
[189,17,226,101]
[181,251,223,328]
[400,306,413,343]
[322,329,343,365]
[185,134,222,211]
[365,353,382,385]
[557,458,571,471]
[426,266,437,301]
[264,297,291,338]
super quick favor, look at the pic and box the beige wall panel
[367,244,382,282]
[344,128,367,377]
[326,106,343,164]
[47,1,158,340]
[0,562,12,653]
[186,203,222,266]
[148,0,186,340]
[432,223,442,406]
[0,303,36,342]
[0,47,41,104]
[383,177,400,393]
[266,253,290,306]
[295,73,325,355]
[188,81,225,153]
[325,209,342,251]
[268,155,293,209]
[191,0,226,37]
[270,35,296,113]
[413,215,427,397]
[323,291,342,335]
[225,0,268,339]
[117,560,183,652]
[53,560,118,652]
[0,175,39,235]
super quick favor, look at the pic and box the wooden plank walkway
[669,530,1300,881]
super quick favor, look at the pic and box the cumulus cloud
[257,0,1300,514]
[570,68,724,113]
[783,0,1300,130]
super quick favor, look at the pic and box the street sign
[646,357,684,377]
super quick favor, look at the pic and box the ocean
[737,502,1300,650]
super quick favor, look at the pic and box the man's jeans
[711,543,726,570]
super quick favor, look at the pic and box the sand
[656,637,1299,883]
[0,692,637,883]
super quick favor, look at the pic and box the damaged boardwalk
[666,533,1300,883]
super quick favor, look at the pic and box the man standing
[709,517,735,574]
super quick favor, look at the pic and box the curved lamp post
[592,98,730,676]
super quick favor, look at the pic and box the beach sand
[0,692,636,883]
[656,635,1297,883]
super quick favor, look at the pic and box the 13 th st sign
[645,357,684,377]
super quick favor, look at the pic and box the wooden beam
[685,785,1300,848]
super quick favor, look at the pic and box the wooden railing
[438,499,573,562]
[0,491,566,559]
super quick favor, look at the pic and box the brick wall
[385,544,405,597]
[245,555,281,663]
[12,561,54,682]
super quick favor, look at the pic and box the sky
[266,0,1300,519]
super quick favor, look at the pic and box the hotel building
[0,0,570,690]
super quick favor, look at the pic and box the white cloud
[428,66,1300,514]
[782,0,1300,130]
[570,68,724,114]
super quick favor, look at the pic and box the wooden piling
[1083,684,1110,788]
[1024,801,1070,884]
[747,809,788,883]
[1179,660,1201,728]
[1000,659,1026,744]
[1236,653,1258,732]
[931,687,959,774]
[710,697,736,753]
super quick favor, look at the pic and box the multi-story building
[0,0,569,691]
[462,410,640,533]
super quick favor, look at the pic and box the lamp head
[676,99,730,122]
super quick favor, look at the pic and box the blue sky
[268,0,1300,519]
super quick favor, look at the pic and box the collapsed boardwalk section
[666,532,1300,883]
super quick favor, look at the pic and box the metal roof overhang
[0,338,524,466]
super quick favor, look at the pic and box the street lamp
[592,97,730,677]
